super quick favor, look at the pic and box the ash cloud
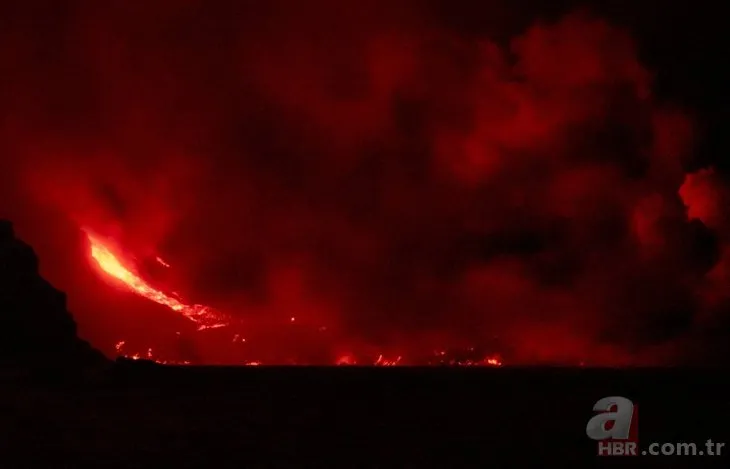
[1,0,726,364]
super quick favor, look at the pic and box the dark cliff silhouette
[0,219,108,373]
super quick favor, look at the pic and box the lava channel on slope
[86,230,229,331]
[85,229,504,366]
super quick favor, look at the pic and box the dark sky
[0,0,727,364]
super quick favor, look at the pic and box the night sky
[0,0,727,365]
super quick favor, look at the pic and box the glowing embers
[86,230,228,330]
[115,340,190,365]
[429,349,503,367]
[111,340,505,366]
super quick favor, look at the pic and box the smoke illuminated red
[1,2,726,367]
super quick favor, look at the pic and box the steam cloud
[1,0,726,364]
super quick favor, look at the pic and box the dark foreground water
[2,365,729,468]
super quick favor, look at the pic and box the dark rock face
[0,219,108,371]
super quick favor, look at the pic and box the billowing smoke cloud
[1,0,726,364]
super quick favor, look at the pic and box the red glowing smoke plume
[0,1,726,365]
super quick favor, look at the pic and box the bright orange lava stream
[85,230,504,367]
[86,231,228,330]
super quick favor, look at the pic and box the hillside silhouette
[0,219,108,376]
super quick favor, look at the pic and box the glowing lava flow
[85,231,505,366]
[86,231,228,330]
